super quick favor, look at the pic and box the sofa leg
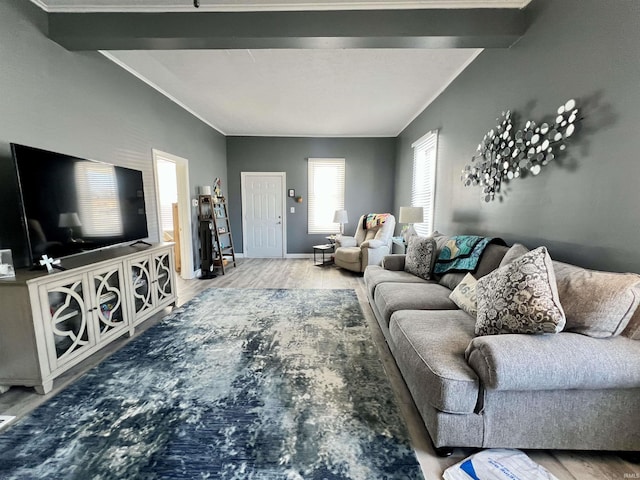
[434,446,454,457]
[620,451,640,464]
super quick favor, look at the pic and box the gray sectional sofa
[364,235,640,455]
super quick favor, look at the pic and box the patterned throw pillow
[475,246,566,336]
[449,273,478,317]
[404,236,437,280]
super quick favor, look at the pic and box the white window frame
[307,158,345,234]
[411,130,438,236]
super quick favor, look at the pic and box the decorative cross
[39,255,61,273]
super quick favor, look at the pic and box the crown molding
[32,0,532,13]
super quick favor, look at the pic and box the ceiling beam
[47,9,527,50]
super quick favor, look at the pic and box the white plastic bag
[443,449,559,480]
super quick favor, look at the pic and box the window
[308,158,345,234]
[411,130,438,236]
[155,158,178,236]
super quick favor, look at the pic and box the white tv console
[0,243,176,395]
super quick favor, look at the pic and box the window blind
[156,159,178,233]
[75,162,123,237]
[411,131,438,236]
[308,158,345,234]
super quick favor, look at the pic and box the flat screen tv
[12,144,149,266]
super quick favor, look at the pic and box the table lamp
[398,206,423,243]
[59,212,82,242]
[333,209,348,236]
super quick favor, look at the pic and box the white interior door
[241,172,286,258]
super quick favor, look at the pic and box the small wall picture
[0,250,16,280]
[288,189,295,198]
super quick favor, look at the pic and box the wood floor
[1,258,638,479]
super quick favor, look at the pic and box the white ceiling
[32,0,530,137]
[106,49,481,136]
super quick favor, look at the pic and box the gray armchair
[334,214,396,272]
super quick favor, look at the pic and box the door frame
[240,172,287,258]
[152,149,195,279]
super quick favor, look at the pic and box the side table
[392,236,407,254]
[313,244,334,266]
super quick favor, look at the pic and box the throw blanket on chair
[434,235,505,274]
[364,213,390,229]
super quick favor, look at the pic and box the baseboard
[233,253,313,259]
[194,254,316,261]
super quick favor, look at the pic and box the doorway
[241,172,286,258]
[152,149,194,279]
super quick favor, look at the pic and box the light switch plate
[290,207,295,213]
[192,199,198,207]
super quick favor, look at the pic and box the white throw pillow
[449,273,478,317]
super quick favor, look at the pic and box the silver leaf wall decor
[461,99,581,202]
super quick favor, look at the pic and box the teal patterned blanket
[434,235,504,274]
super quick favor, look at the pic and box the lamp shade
[333,209,348,224]
[398,206,423,224]
[58,212,82,228]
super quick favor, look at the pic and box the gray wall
[0,0,226,269]
[226,137,396,253]
[396,0,640,273]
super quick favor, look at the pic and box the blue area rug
[0,288,424,479]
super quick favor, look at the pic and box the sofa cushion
[374,282,456,327]
[432,231,450,251]
[389,310,480,414]
[437,272,466,291]
[466,332,640,391]
[404,235,437,280]
[499,243,530,267]
[553,260,640,338]
[363,264,429,300]
[438,243,509,290]
[449,273,478,317]
[475,247,566,336]
[382,254,405,271]
[469,243,509,278]
[623,308,640,340]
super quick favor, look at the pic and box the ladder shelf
[197,195,237,276]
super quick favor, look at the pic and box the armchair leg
[434,446,454,457]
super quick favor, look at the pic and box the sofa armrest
[465,332,640,391]
[337,235,357,248]
[361,239,384,249]
[382,254,405,271]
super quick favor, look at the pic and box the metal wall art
[461,99,581,202]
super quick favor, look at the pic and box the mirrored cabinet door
[154,251,173,304]
[40,276,96,370]
[129,256,154,319]
[91,264,129,342]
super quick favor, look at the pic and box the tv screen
[12,144,149,265]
